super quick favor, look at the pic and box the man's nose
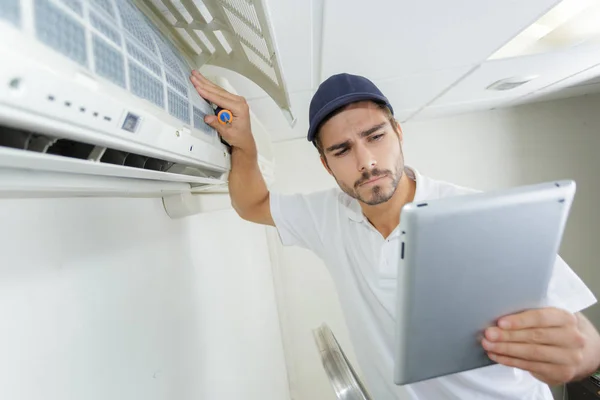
[356,144,376,172]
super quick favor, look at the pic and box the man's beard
[335,158,404,206]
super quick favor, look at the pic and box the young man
[190,70,600,399]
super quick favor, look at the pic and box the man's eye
[334,148,349,157]
[370,133,385,141]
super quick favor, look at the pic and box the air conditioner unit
[0,0,293,205]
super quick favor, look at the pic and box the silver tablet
[393,180,576,385]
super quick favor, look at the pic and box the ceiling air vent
[486,75,540,91]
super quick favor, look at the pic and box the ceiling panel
[409,60,600,120]
[373,65,476,120]
[266,0,312,93]
[321,0,560,82]
[248,65,465,141]
[430,43,600,107]
[514,62,600,105]
[393,109,420,124]
[411,98,514,121]
[513,83,600,107]
[404,80,600,121]
[248,66,475,140]
[531,83,600,104]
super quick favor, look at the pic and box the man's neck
[361,172,416,239]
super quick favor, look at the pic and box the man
[190,70,600,399]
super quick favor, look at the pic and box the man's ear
[396,121,403,143]
[320,155,333,175]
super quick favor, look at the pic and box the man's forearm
[189,69,270,217]
[228,144,269,216]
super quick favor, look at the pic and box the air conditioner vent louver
[47,139,95,160]
[0,126,223,180]
[0,128,31,150]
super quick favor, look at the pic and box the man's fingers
[489,352,550,372]
[191,71,240,102]
[482,339,580,364]
[203,115,219,128]
[203,114,234,135]
[189,71,254,151]
[191,70,220,90]
[488,353,578,384]
[498,308,577,330]
[191,80,243,113]
[485,326,585,348]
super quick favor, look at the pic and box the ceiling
[200,0,600,142]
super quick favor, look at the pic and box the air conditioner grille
[58,0,83,16]
[35,0,88,66]
[90,11,122,47]
[90,0,114,18]
[129,62,165,108]
[241,42,278,86]
[219,0,261,33]
[168,89,191,123]
[126,40,162,76]
[156,39,186,79]
[136,0,295,124]
[117,1,157,55]
[0,0,20,27]
[222,6,269,61]
[166,73,189,97]
[93,34,127,88]
[193,106,217,138]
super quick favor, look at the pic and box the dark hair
[313,101,397,158]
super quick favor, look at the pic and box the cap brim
[307,92,393,142]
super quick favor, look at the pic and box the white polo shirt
[270,166,597,400]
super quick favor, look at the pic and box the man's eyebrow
[325,140,351,153]
[325,122,388,153]
[359,122,387,138]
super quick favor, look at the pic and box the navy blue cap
[307,73,394,143]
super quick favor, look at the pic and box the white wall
[270,93,600,400]
[0,197,290,400]
[269,139,367,400]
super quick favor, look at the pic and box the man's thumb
[204,115,219,129]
